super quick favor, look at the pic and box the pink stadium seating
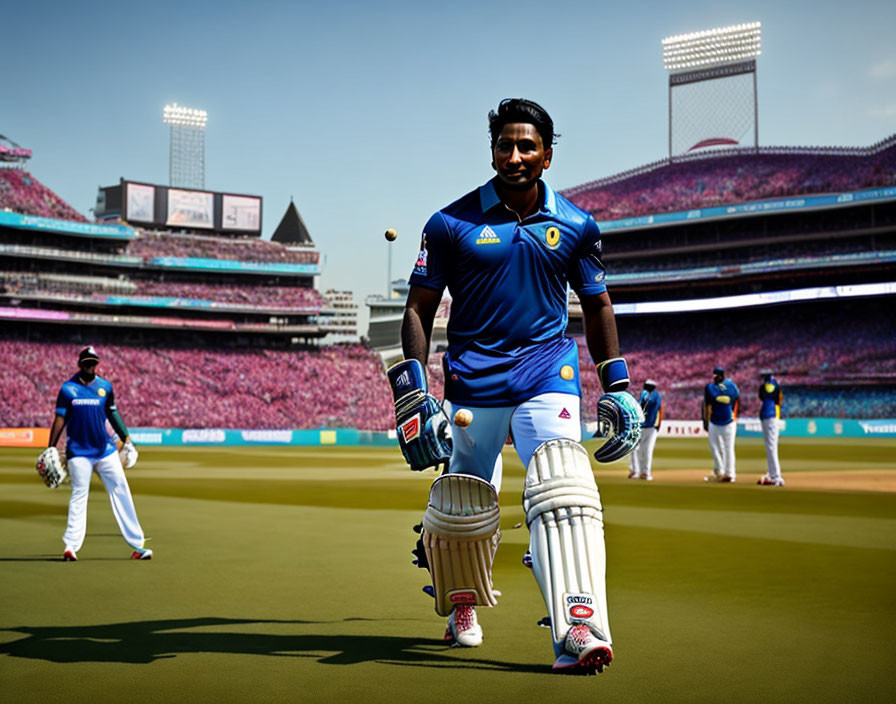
[0,169,87,222]
[566,142,896,221]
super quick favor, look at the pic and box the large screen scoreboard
[118,180,262,235]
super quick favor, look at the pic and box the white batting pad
[524,439,611,647]
[422,473,501,617]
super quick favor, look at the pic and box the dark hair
[488,98,558,149]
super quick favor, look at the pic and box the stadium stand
[0,337,393,431]
[564,136,896,221]
[127,230,319,265]
[0,169,87,222]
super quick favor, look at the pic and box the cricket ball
[384,228,397,241]
[454,408,473,428]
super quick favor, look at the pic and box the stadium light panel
[163,103,208,128]
[663,22,761,72]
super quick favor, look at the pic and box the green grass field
[1,438,895,703]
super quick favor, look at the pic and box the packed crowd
[1,321,893,431]
[0,169,87,222]
[1,340,395,431]
[566,143,896,221]
[127,230,319,265]
[133,281,326,310]
[1,272,327,312]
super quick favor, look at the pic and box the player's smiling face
[492,123,552,191]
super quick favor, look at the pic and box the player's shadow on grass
[0,617,547,674]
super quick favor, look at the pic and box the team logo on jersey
[476,225,501,245]
[765,383,775,393]
[558,408,571,419]
[716,395,731,404]
[545,226,561,249]
[414,234,428,276]
[97,388,106,397]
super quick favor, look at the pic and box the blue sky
[4,0,895,315]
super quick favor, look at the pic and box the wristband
[596,357,630,393]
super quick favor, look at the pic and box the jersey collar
[479,178,558,216]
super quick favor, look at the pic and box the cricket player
[45,346,151,561]
[628,379,662,481]
[757,370,785,486]
[388,98,642,675]
[702,365,739,483]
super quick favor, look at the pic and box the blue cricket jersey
[640,389,662,429]
[55,373,118,460]
[759,377,782,420]
[408,178,607,407]
[704,380,740,426]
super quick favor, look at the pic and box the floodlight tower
[163,103,208,189]
[662,22,761,158]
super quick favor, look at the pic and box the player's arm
[389,284,451,471]
[580,292,642,462]
[401,285,442,365]
[105,389,130,443]
[48,413,66,448]
[105,389,138,468]
[702,388,711,431]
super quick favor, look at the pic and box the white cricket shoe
[130,548,153,560]
[639,474,653,481]
[758,475,785,487]
[552,624,613,675]
[444,605,482,647]
[62,549,77,562]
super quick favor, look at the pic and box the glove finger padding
[593,392,644,463]
[36,447,68,489]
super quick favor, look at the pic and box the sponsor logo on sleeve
[414,233,429,276]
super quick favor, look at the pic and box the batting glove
[387,359,452,471]
[593,357,643,463]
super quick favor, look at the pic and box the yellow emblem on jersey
[765,383,775,393]
[545,226,561,249]
[716,395,731,404]
[560,365,574,380]
[97,388,106,397]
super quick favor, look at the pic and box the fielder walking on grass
[628,379,662,481]
[387,98,642,675]
[703,365,739,483]
[40,346,151,561]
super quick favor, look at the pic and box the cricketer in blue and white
[757,370,785,485]
[48,346,149,560]
[703,365,740,482]
[392,99,637,673]
[629,379,662,480]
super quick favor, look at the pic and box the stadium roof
[271,199,314,246]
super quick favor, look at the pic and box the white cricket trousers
[708,421,737,479]
[63,451,146,553]
[445,393,581,493]
[634,427,658,478]
[761,417,782,480]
